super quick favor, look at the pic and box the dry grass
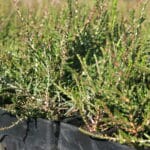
[1,0,149,16]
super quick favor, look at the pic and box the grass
[0,0,150,148]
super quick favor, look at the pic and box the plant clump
[0,0,150,148]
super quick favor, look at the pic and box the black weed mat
[0,109,148,150]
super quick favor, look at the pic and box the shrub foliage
[0,0,150,148]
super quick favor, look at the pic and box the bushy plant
[0,0,150,148]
